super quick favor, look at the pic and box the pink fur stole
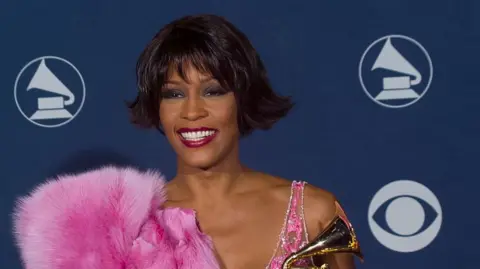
[12,166,220,269]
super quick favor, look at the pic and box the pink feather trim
[12,166,220,269]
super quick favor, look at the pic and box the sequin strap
[266,181,310,269]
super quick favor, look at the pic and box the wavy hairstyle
[128,14,294,136]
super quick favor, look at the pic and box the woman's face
[159,65,239,170]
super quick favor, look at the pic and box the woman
[13,14,361,269]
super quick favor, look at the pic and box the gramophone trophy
[281,215,364,269]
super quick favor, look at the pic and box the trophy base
[30,109,73,120]
[375,88,419,101]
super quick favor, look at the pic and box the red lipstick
[176,127,218,148]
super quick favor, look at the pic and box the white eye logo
[368,180,442,252]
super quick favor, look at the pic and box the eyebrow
[164,80,182,85]
[165,77,214,85]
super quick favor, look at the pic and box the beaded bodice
[266,181,312,269]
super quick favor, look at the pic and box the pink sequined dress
[266,180,313,269]
[12,167,350,269]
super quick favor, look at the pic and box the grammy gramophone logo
[359,35,433,108]
[14,56,86,128]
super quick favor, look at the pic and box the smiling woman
[157,68,240,169]
[13,14,361,269]
[128,14,294,137]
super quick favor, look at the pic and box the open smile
[176,127,218,148]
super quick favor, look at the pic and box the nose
[180,96,208,121]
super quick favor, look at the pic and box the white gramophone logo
[359,35,433,108]
[14,56,86,128]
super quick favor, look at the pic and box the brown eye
[204,86,227,97]
[161,89,184,99]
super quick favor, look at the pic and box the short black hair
[128,14,294,136]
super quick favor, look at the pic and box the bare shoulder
[248,172,336,211]
[302,184,338,234]
[245,172,339,230]
[248,173,355,267]
[303,184,356,269]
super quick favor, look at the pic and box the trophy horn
[282,215,364,269]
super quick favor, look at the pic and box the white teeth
[180,130,216,141]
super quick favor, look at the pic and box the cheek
[159,109,179,147]
[159,104,167,127]
[215,97,238,132]
[159,102,176,127]
[159,103,180,140]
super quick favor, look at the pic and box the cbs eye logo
[368,180,442,252]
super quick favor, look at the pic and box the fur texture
[12,166,220,269]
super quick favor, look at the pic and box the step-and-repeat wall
[1,1,478,268]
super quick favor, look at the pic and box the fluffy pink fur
[12,166,220,269]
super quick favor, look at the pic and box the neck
[172,151,247,204]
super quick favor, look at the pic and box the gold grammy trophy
[281,215,364,269]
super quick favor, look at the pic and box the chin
[184,159,217,170]
[181,152,219,170]
[173,136,237,171]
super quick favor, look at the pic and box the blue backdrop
[2,0,479,268]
